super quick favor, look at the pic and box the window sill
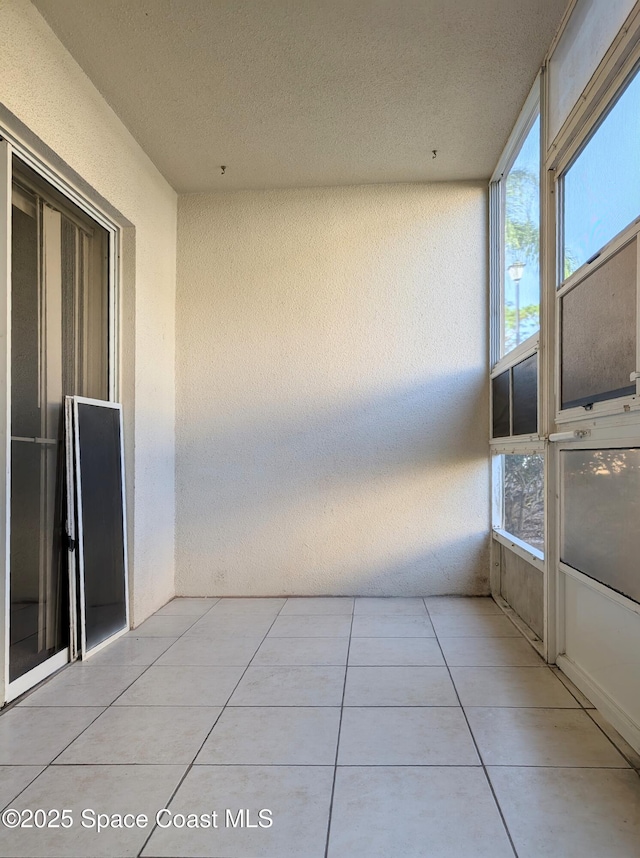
[492,528,544,570]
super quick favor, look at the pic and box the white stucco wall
[176,183,489,596]
[0,0,177,623]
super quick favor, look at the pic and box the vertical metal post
[0,141,12,704]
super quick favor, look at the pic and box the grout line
[5,761,636,770]
[451,704,592,709]
[323,606,354,858]
[27,707,112,762]
[424,598,520,858]
[50,703,343,708]
[331,763,635,769]
[135,598,291,858]
[0,765,49,814]
[6,702,602,710]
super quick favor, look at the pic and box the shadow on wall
[344,534,491,597]
[176,369,489,596]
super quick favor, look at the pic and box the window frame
[490,340,541,443]
[554,432,640,619]
[490,76,542,369]
[489,76,545,561]
[553,62,640,426]
[491,445,545,568]
[555,227,640,424]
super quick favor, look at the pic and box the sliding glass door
[7,158,109,696]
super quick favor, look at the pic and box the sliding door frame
[0,135,121,706]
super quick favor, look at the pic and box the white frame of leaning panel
[72,396,129,660]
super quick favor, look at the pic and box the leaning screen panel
[74,399,128,653]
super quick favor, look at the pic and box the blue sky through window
[564,67,640,277]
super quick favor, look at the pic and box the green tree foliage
[564,251,579,280]
[503,304,539,353]
[504,454,544,551]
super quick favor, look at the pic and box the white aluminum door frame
[1,146,72,703]
[0,136,122,703]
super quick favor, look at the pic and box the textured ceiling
[31,0,567,192]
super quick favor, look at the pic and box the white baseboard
[557,654,640,756]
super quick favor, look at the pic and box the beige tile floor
[0,596,638,857]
